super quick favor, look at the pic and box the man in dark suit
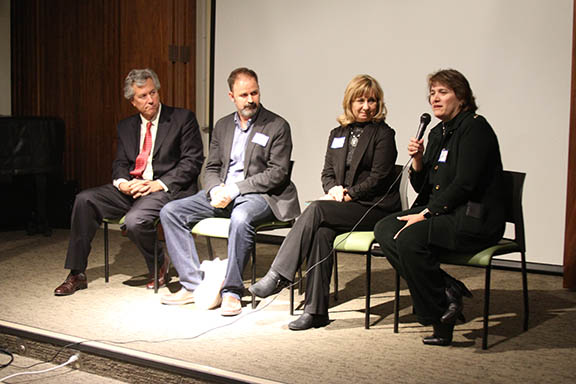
[159,67,300,316]
[54,68,204,296]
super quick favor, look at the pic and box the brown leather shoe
[54,273,87,296]
[146,256,170,289]
[160,287,195,305]
[220,295,242,316]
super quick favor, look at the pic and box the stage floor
[1,229,575,383]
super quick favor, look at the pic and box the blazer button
[435,185,440,190]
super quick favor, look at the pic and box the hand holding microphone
[409,113,431,170]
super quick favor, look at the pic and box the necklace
[350,126,363,147]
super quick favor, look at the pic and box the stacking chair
[191,217,295,310]
[191,160,298,311]
[102,216,164,293]
[102,217,125,283]
[392,170,528,349]
[331,164,409,329]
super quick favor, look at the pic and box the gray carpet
[0,229,575,384]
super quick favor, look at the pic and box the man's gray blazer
[204,105,300,221]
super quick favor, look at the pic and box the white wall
[0,0,10,115]
[212,0,573,266]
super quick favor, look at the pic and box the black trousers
[271,200,390,316]
[65,184,170,274]
[374,207,489,325]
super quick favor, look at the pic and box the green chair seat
[334,231,376,253]
[191,218,230,238]
[191,218,294,239]
[103,216,125,226]
[439,239,522,267]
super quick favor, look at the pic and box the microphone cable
[2,115,430,365]
[271,113,431,307]
[284,157,413,296]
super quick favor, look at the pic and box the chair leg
[365,252,371,329]
[154,222,164,294]
[482,265,492,350]
[154,236,159,293]
[206,237,214,260]
[298,265,303,295]
[251,245,257,309]
[521,251,529,331]
[394,271,400,333]
[333,251,339,301]
[290,284,294,316]
[104,222,109,283]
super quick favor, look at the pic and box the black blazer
[112,104,204,200]
[321,120,400,212]
[411,110,506,249]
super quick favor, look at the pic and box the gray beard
[240,105,258,119]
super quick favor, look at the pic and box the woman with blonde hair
[250,74,400,330]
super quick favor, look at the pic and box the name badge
[438,149,449,163]
[252,132,270,147]
[331,136,346,149]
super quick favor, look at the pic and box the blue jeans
[160,190,275,298]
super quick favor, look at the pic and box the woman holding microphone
[374,69,505,346]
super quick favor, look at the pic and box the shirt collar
[234,108,258,132]
[443,109,472,133]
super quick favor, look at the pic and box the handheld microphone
[415,113,431,140]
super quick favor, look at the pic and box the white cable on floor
[0,354,78,383]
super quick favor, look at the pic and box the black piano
[0,116,68,235]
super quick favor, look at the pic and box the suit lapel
[332,126,348,185]
[129,115,141,160]
[243,107,268,173]
[153,105,171,157]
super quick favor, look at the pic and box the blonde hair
[337,74,387,127]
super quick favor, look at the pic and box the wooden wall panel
[172,0,197,111]
[11,0,122,189]
[118,0,174,119]
[10,0,40,116]
[564,0,576,288]
[11,0,196,190]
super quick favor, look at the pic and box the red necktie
[130,121,153,179]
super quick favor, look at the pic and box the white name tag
[252,132,270,147]
[438,149,449,163]
[331,136,346,149]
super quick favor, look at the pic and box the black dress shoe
[441,279,472,324]
[249,269,290,298]
[422,322,454,346]
[441,287,463,324]
[288,313,330,331]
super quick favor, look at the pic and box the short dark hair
[428,69,478,113]
[227,67,259,91]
